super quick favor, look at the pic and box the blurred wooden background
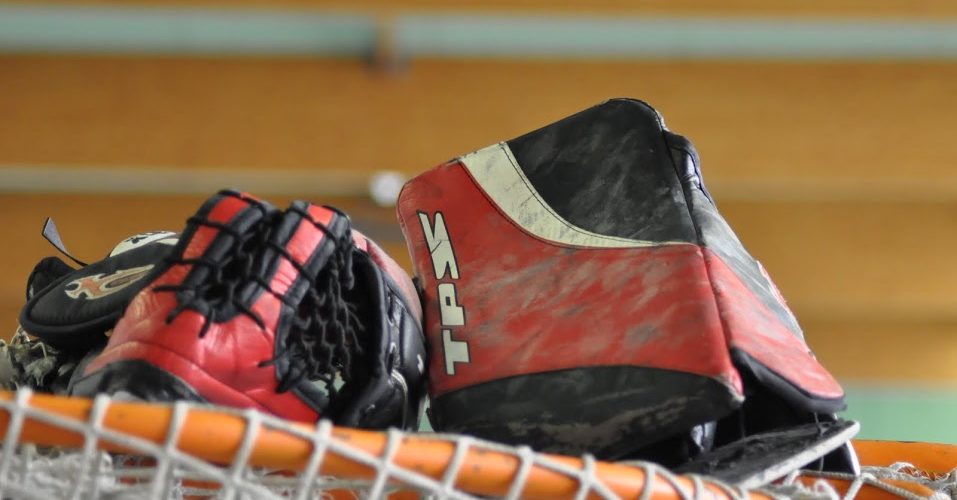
[2,0,957,438]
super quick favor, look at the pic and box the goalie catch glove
[71,190,427,429]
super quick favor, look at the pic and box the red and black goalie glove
[70,190,427,429]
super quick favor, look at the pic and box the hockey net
[0,389,949,499]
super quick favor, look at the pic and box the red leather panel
[85,197,341,422]
[398,161,742,398]
[704,250,844,399]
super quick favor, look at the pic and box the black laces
[258,205,365,404]
[153,197,276,337]
[154,195,365,409]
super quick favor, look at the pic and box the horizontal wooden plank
[2,193,957,382]
[0,194,954,315]
[0,166,376,198]
[721,200,957,318]
[805,317,957,383]
[9,167,957,205]
[2,57,955,184]
[29,0,957,19]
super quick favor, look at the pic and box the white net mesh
[0,389,949,500]
[768,466,954,500]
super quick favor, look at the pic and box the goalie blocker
[397,98,856,469]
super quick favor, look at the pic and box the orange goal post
[0,389,950,499]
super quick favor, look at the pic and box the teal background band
[2,4,957,59]
[845,384,957,443]
[0,5,376,56]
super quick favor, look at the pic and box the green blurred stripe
[2,4,957,58]
[844,384,957,443]
[399,15,957,59]
[0,5,376,55]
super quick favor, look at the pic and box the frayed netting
[0,389,951,500]
[865,463,957,499]
[766,463,956,500]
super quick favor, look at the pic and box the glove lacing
[259,205,366,404]
[153,195,365,409]
[153,196,276,338]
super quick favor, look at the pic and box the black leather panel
[506,98,697,243]
[431,366,740,460]
[506,98,804,339]
[665,138,805,339]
